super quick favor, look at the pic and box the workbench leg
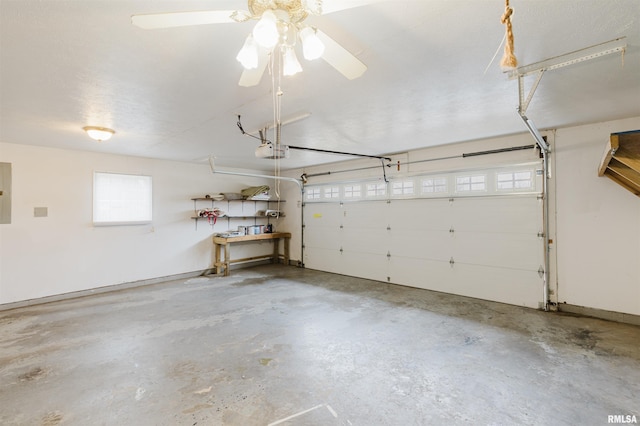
[224,243,231,276]
[284,238,290,266]
[273,239,280,264]
[214,243,222,275]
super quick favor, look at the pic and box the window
[366,182,386,197]
[93,172,152,225]
[497,170,534,191]
[343,184,362,199]
[306,187,321,200]
[456,175,486,192]
[324,186,340,199]
[392,180,414,196]
[421,177,447,194]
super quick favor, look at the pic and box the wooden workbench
[212,232,291,276]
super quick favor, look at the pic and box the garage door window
[306,187,321,200]
[421,177,447,195]
[343,184,362,199]
[366,182,387,197]
[456,175,486,193]
[497,170,534,191]
[324,186,340,199]
[392,180,414,196]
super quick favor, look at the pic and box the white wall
[554,117,640,316]
[0,143,269,305]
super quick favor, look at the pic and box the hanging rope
[500,0,518,69]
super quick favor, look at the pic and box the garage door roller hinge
[538,266,545,278]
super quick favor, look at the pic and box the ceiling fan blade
[239,49,270,87]
[131,10,238,29]
[314,0,385,15]
[316,30,367,80]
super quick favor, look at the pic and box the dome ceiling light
[83,126,115,142]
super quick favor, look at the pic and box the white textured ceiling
[1,0,639,171]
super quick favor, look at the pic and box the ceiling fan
[131,0,380,87]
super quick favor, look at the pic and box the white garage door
[303,163,545,308]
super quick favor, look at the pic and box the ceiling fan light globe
[253,10,279,48]
[283,46,302,76]
[299,27,324,60]
[236,35,259,69]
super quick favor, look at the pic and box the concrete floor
[1,265,639,426]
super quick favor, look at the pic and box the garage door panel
[388,199,453,230]
[304,203,342,228]
[389,257,451,290]
[304,247,343,274]
[342,251,388,281]
[450,264,542,309]
[389,258,541,308]
[452,197,542,234]
[389,229,452,261]
[303,227,341,250]
[342,229,389,255]
[452,233,543,271]
[343,202,388,228]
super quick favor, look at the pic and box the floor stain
[182,403,213,414]
[19,366,46,381]
[259,358,273,366]
[232,277,269,287]
[41,411,63,426]
[464,336,482,346]
[572,329,597,350]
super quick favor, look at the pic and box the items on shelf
[190,194,285,230]
[204,194,225,201]
[221,192,243,200]
[197,207,225,225]
[256,209,285,218]
[215,223,274,238]
[241,185,270,199]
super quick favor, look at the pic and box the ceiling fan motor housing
[248,0,310,23]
